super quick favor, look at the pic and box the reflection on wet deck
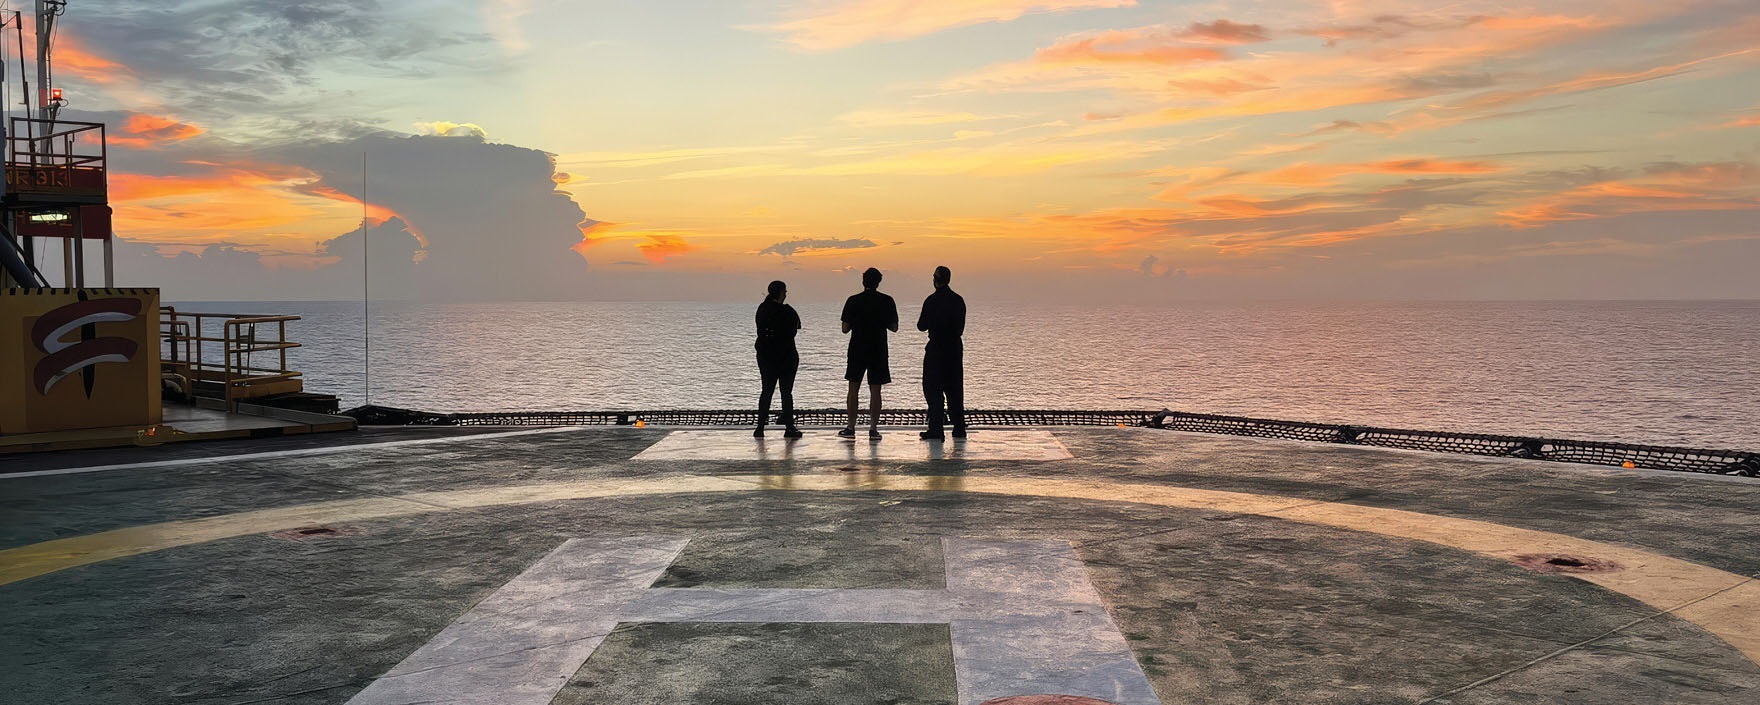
[631,430,1073,461]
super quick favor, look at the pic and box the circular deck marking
[1,473,1755,664]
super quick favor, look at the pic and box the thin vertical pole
[362,151,371,405]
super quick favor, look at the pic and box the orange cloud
[1499,162,1760,228]
[300,184,427,246]
[1034,20,1268,65]
[1252,159,1503,186]
[108,114,206,149]
[1036,39,1228,65]
[569,222,703,264]
[109,168,338,242]
[771,0,1136,51]
[53,36,129,85]
[110,169,291,202]
[571,220,621,257]
[1195,195,1338,217]
[950,10,1625,134]
[1182,20,1271,44]
[108,162,426,253]
[1450,49,1756,115]
[638,234,701,263]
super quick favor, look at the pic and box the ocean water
[180,300,1760,449]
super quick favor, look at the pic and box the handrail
[343,405,1760,478]
[159,308,303,409]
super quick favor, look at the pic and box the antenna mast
[362,152,370,405]
[36,1,65,122]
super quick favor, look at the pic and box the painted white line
[633,429,1075,461]
[347,536,689,705]
[625,588,958,623]
[1,426,598,480]
[945,539,1161,705]
[348,536,1161,705]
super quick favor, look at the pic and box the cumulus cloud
[413,121,489,139]
[95,119,598,300]
[1139,254,1170,277]
[111,217,423,300]
[758,238,880,256]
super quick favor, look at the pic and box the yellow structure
[1,288,161,434]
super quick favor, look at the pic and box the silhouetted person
[840,267,897,439]
[917,266,966,440]
[755,280,802,438]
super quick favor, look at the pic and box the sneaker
[783,427,803,439]
[837,427,856,438]
[951,428,967,439]
[753,427,765,438]
[868,428,883,440]
[919,431,945,441]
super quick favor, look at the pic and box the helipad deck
[633,429,1074,461]
[2,426,1757,705]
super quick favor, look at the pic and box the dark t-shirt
[840,289,898,355]
[755,300,800,354]
[916,287,965,353]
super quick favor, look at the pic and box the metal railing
[4,118,107,199]
[343,405,1758,477]
[160,307,304,408]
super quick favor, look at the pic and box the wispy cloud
[1499,161,1760,228]
[483,0,533,54]
[767,0,1136,51]
[107,114,206,149]
[560,146,783,170]
[944,7,1632,132]
[836,109,1010,127]
[759,238,880,256]
[1249,159,1505,187]
[639,235,701,263]
[1032,19,1270,66]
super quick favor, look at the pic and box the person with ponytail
[755,280,803,438]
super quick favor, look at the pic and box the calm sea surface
[184,300,1760,449]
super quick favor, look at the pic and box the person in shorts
[839,267,898,439]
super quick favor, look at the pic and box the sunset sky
[39,0,1760,300]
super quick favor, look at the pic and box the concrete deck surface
[1,426,1757,705]
[0,403,355,455]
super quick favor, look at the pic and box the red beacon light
[49,88,62,100]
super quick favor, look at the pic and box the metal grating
[343,405,1759,477]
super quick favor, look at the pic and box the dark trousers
[923,346,964,433]
[758,350,798,426]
